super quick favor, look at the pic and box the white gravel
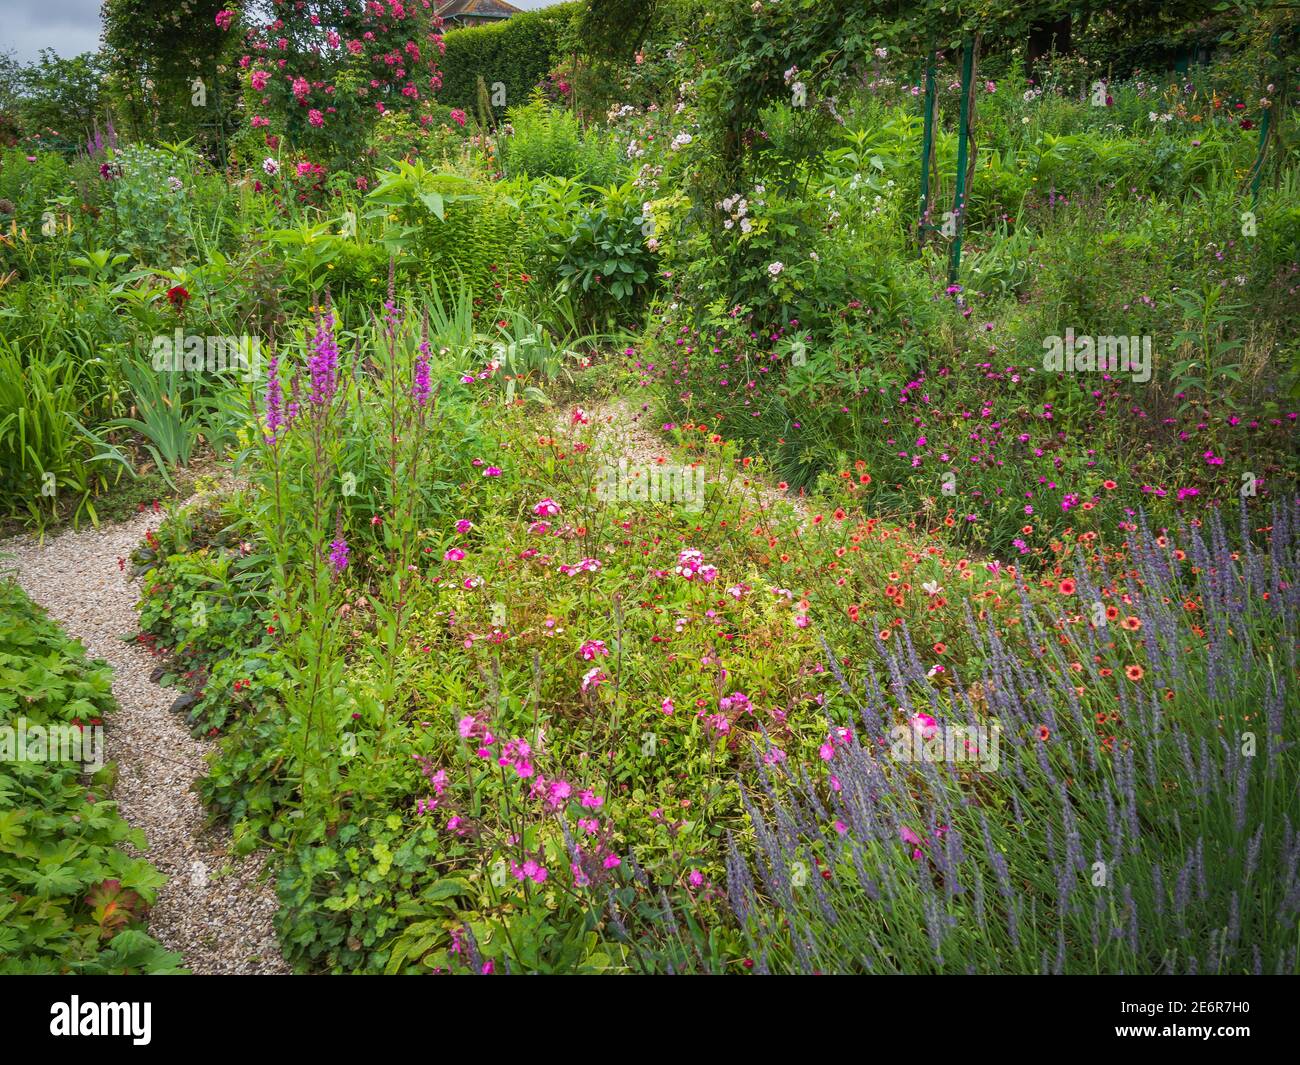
[579,398,809,520]
[3,508,289,974]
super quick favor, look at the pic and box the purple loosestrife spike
[329,537,349,574]
[264,353,283,442]
[308,311,339,406]
[412,341,431,407]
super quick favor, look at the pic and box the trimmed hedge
[437,2,581,113]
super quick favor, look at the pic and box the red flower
[166,285,190,310]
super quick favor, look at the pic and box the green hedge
[437,3,581,114]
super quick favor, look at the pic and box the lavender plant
[728,501,1300,974]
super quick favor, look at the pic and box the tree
[102,0,239,146]
[578,0,659,62]
[16,50,108,148]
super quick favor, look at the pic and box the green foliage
[102,0,240,150]
[108,144,192,266]
[0,581,184,974]
[8,50,107,149]
[500,97,626,184]
[0,341,112,530]
[548,178,655,326]
[437,3,582,113]
[365,161,521,298]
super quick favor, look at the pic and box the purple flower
[264,354,283,442]
[329,537,349,573]
[308,312,339,406]
[412,341,431,407]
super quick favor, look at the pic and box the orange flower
[878,628,891,641]
[1121,616,1141,631]
[1059,579,1076,595]
[1037,725,1050,741]
[933,642,946,654]
[1124,665,1144,681]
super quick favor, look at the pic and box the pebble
[4,508,290,974]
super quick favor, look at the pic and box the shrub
[500,97,626,185]
[107,143,191,266]
[436,3,581,114]
[365,161,521,299]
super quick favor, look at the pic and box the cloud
[6,0,103,64]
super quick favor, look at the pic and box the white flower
[767,261,784,277]
[167,176,184,192]
[262,157,279,176]
[739,218,752,233]
[670,132,693,150]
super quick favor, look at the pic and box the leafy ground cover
[0,581,183,974]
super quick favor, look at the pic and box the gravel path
[4,509,289,974]
[577,397,810,520]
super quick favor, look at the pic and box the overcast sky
[2,0,570,64]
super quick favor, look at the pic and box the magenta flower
[910,712,938,739]
[264,354,282,442]
[412,341,431,407]
[307,311,339,406]
[328,537,349,573]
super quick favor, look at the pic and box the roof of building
[436,0,524,22]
